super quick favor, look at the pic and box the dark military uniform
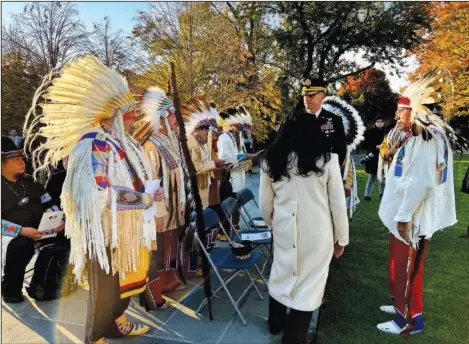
[1,174,62,300]
[317,108,347,167]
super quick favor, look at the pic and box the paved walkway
[2,169,282,344]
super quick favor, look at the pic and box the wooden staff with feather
[169,62,214,320]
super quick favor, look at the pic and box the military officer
[301,78,347,166]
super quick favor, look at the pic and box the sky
[1,1,149,34]
[1,1,418,93]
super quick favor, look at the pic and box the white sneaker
[377,320,408,335]
[380,305,397,314]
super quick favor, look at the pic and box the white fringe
[343,150,351,182]
[119,124,156,250]
[162,154,170,207]
[62,130,156,281]
[178,156,186,206]
[348,157,360,219]
[62,139,110,280]
[109,149,118,249]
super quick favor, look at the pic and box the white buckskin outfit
[23,55,155,343]
[376,70,467,336]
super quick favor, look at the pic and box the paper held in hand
[252,149,265,158]
[228,150,266,169]
[144,179,161,223]
[38,211,64,239]
[240,231,271,242]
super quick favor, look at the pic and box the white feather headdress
[23,54,136,178]
[141,87,175,132]
[403,70,455,129]
[222,106,253,131]
[398,70,452,122]
[398,70,468,152]
[133,87,177,146]
[182,97,219,134]
[181,97,219,159]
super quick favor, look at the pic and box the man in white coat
[377,71,458,336]
[217,106,254,193]
[260,101,349,344]
[217,106,253,238]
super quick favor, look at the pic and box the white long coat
[260,153,349,312]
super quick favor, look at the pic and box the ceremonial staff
[169,61,214,320]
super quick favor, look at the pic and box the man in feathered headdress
[23,55,160,344]
[133,87,188,311]
[217,106,253,237]
[218,106,254,190]
[376,71,462,336]
[182,99,226,208]
[207,102,224,208]
[181,99,227,255]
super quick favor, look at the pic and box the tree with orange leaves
[337,68,398,126]
[410,2,469,117]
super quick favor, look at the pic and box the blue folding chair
[221,196,272,275]
[191,209,267,326]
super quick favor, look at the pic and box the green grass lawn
[319,155,469,344]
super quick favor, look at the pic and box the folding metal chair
[221,195,273,274]
[192,209,267,326]
[236,188,270,230]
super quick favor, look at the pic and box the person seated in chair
[1,137,65,303]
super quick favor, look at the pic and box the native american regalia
[209,139,223,207]
[217,106,253,193]
[182,99,222,253]
[322,96,365,219]
[377,125,407,183]
[376,70,468,336]
[133,87,187,310]
[23,55,154,342]
[182,99,219,208]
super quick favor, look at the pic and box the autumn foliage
[337,68,398,126]
[410,2,469,117]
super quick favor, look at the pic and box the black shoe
[379,194,383,199]
[365,196,372,201]
[2,294,25,304]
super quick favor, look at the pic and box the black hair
[263,97,331,182]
